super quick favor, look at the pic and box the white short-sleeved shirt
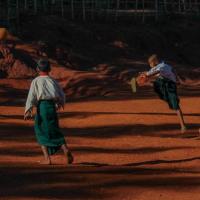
[25,75,65,113]
[146,61,176,83]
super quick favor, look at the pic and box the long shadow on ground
[1,164,200,199]
[0,122,199,141]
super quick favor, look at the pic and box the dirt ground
[0,17,200,200]
[0,90,200,199]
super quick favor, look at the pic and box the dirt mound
[0,16,199,99]
[0,43,36,78]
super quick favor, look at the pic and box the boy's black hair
[37,59,51,72]
[148,54,161,63]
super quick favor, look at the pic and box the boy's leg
[61,144,74,164]
[176,108,186,132]
[40,145,51,165]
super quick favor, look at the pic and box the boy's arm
[172,67,181,85]
[145,68,160,78]
[55,81,65,110]
[24,80,37,117]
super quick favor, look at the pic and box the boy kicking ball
[136,54,187,133]
[24,59,73,165]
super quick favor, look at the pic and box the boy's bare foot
[38,159,51,165]
[66,151,74,165]
[181,126,187,133]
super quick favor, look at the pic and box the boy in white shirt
[144,54,186,133]
[24,59,73,165]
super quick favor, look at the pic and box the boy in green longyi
[24,59,73,165]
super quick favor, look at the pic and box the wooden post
[24,0,28,10]
[61,0,64,17]
[115,0,120,22]
[6,0,8,24]
[43,0,47,12]
[82,0,86,21]
[142,0,145,23]
[106,0,110,20]
[155,0,158,21]
[182,0,186,12]
[189,0,192,10]
[94,0,99,19]
[16,0,20,32]
[135,0,138,19]
[173,0,176,11]
[71,0,74,19]
[125,0,128,9]
[95,0,98,9]
[164,0,168,12]
[91,0,95,20]
[34,0,37,14]
[178,0,181,13]
[195,0,199,14]
[6,0,10,27]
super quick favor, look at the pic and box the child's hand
[176,76,183,86]
[56,104,64,111]
[24,110,32,121]
[139,71,148,76]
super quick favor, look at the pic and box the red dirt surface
[0,17,200,200]
[0,91,200,199]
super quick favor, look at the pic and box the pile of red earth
[0,38,139,100]
[62,64,136,99]
[0,43,36,78]
[1,16,200,100]
[0,39,200,101]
